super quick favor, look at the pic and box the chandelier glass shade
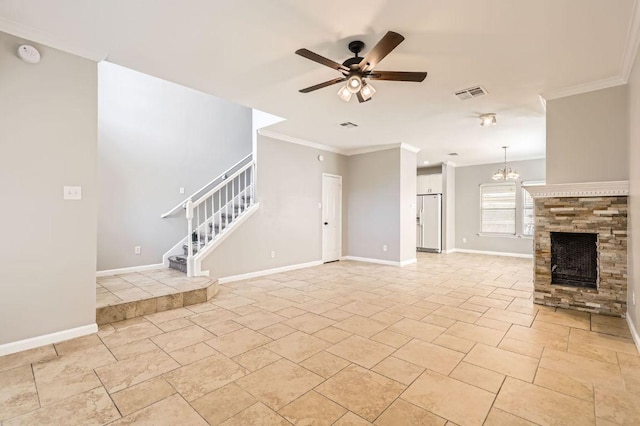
[492,146,519,181]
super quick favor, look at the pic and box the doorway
[322,174,342,263]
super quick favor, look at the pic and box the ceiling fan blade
[358,31,405,71]
[299,77,347,93]
[356,91,371,103]
[367,71,428,82]
[295,48,350,72]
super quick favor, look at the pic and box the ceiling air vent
[448,152,459,156]
[339,122,358,128]
[454,85,488,100]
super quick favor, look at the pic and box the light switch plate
[63,186,82,200]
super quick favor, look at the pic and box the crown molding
[523,181,629,198]
[0,16,108,61]
[622,0,640,82]
[541,76,626,101]
[399,143,421,154]
[258,129,345,154]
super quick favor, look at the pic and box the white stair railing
[184,160,255,276]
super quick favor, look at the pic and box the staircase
[162,155,257,277]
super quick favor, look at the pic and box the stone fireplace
[525,181,629,317]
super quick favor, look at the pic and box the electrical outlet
[135,246,141,255]
[63,186,82,200]
[463,237,467,244]
[382,245,388,252]
[179,187,185,195]
[271,251,276,258]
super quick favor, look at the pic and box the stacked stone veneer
[534,196,627,317]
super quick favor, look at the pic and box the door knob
[324,222,328,225]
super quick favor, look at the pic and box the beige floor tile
[0,345,57,373]
[494,377,595,426]
[340,301,386,317]
[275,306,307,318]
[334,315,389,338]
[333,411,373,425]
[432,333,476,353]
[3,387,120,426]
[234,310,287,330]
[33,344,116,383]
[394,339,464,375]
[316,364,405,422]
[36,370,102,406]
[108,338,159,361]
[444,322,505,347]
[54,334,103,355]
[568,340,619,364]
[313,326,353,343]
[432,306,482,323]
[595,384,640,424]
[536,309,591,330]
[233,347,282,371]
[163,352,247,401]
[169,341,217,365]
[259,322,297,339]
[156,317,194,332]
[206,327,272,357]
[235,359,323,410]
[150,324,213,352]
[533,367,593,401]
[531,319,572,336]
[590,314,633,339]
[464,344,537,382]
[384,304,433,320]
[370,329,412,348]
[100,321,164,348]
[401,370,495,426]
[206,319,244,336]
[279,390,347,425]
[282,312,336,334]
[299,351,350,378]
[459,302,490,314]
[570,328,638,356]
[424,294,467,307]
[221,402,291,426]
[539,348,624,388]
[474,317,513,332]
[388,318,446,342]
[189,308,240,328]
[96,348,179,394]
[481,308,534,327]
[212,296,257,310]
[498,337,544,359]
[110,377,176,416]
[265,331,330,363]
[483,408,538,425]
[505,325,568,351]
[321,309,354,321]
[109,394,207,425]
[465,296,510,309]
[422,314,457,328]
[449,362,505,393]
[191,382,256,425]
[0,365,40,421]
[372,356,425,385]
[327,335,395,369]
[375,398,446,426]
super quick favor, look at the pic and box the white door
[322,174,342,263]
[422,194,442,252]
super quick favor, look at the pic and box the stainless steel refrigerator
[416,194,442,253]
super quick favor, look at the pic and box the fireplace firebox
[550,232,597,289]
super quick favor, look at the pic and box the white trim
[524,181,629,198]
[259,129,344,154]
[622,0,640,82]
[341,256,402,266]
[627,314,640,354]
[343,143,412,157]
[218,260,323,284]
[400,258,417,266]
[442,249,457,254]
[97,263,165,277]
[400,143,421,154]
[541,76,626,101]
[0,324,98,357]
[449,248,533,259]
[0,16,108,61]
[322,174,342,263]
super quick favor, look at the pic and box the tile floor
[2,253,639,425]
[97,269,213,308]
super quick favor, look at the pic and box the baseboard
[341,256,403,267]
[97,263,165,277]
[449,248,533,259]
[0,323,98,357]
[400,258,417,266]
[627,314,640,354]
[218,260,323,284]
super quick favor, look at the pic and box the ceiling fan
[295,31,427,103]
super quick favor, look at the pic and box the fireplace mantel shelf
[523,181,629,199]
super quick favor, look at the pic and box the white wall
[443,163,456,252]
[98,62,252,271]
[627,44,640,336]
[455,158,546,255]
[200,135,348,279]
[546,85,629,184]
[400,148,417,263]
[0,32,97,345]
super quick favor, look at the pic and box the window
[480,183,516,234]
[522,187,535,236]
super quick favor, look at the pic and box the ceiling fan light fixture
[360,82,376,100]
[347,75,363,93]
[480,113,497,127]
[337,85,352,102]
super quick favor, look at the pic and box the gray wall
[201,136,348,278]
[347,149,402,262]
[0,32,97,344]
[628,46,640,335]
[98,62,252,270]
[546,85,629,184]
[455,158,546,255]
[400,149,417,262]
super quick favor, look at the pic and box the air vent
[339,122,358,128]
[448,152,460,156]
[454,85,488,100]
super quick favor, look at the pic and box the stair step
[168,255,187,273]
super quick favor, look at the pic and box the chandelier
[492,146,519,180]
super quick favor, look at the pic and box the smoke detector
[17,45,41,64]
